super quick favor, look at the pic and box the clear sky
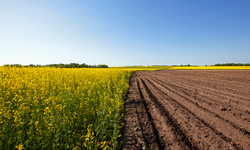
[0,0,249,66]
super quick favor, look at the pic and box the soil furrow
[133,77,160,150]
[151,74,250,110]
[140,76,238,149]
[174,72,250,94]
[122,76,147,150]
[147,75,250,133]
[166,74,250,102]
[166,76,250,116]
[151,71,250,98]
[143,75,250,149]
[137,77,191,150]
[122,70,250,150]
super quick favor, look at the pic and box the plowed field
[122,70,250,150]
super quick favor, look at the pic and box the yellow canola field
[0,66,133,150]
[111,66,170,70]
[169,66,250,70]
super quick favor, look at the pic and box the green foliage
[4,63,109,68]
[214,63,250,66]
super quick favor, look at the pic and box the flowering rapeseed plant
[0,66,133,149]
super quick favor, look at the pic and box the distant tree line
[213,63,250,66]
[4,63,108,68]
[180,64,192,66]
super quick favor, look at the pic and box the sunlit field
[113,66,250,70]
[110,66,170,71]
[0,66,134,150]
[169,66,250,70]
[1,65,249,150]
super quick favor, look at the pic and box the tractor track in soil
[122,70,250,150]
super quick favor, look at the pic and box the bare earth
[122,70,250,150]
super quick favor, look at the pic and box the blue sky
[0,0,249,66]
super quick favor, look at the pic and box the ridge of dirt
[122,70,250,150]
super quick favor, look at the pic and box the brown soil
[122,70,250,150]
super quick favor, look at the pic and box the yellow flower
[35,121,39,126]
[100,141,107,148]
[15,143,24,150]
[72,146,80,150]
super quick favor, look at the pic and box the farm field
[122,70,250,149]
[111,66,170,71]
[113,66,250,71]
[1,66,250,150]
[169,66,250,70]
[0,66,135,150]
